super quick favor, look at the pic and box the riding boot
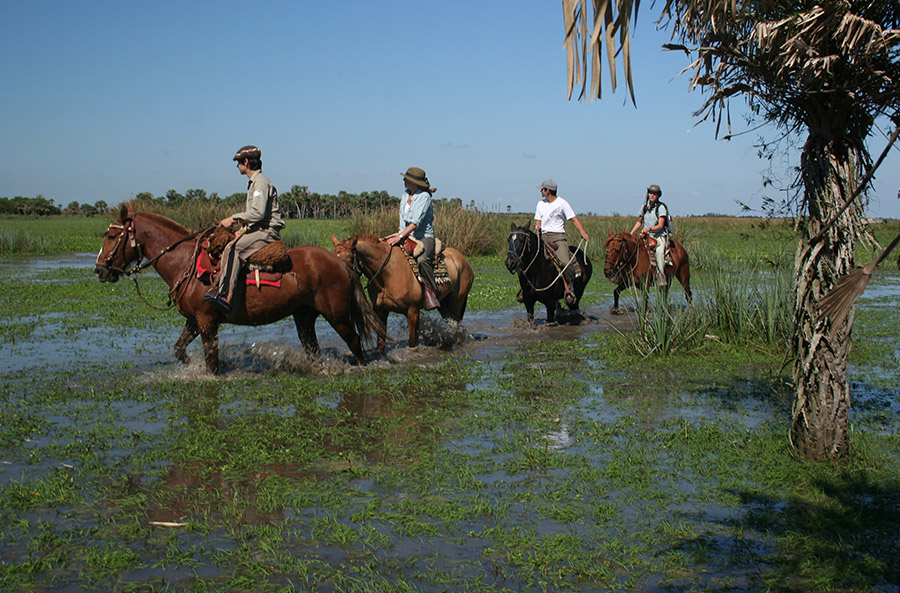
[423,286,440,310]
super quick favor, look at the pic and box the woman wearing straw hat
[385,166,440,310]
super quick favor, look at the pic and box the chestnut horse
[94,206,379,373]
[603,229,692,313]
[331,233,475,350]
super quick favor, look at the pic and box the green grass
[0,216,899,592]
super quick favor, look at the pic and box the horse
[505,223,593,324]
[331,233,475,350]
[603,229,692,313]
[94,205,380,373]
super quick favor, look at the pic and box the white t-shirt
[535,197,576,234]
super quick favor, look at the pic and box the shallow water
[2,253,899,592]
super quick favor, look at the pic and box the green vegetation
[0,213,898,591]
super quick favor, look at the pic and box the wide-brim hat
[401,167,430,189]
[647,184,662,196]
[233,145,261,161]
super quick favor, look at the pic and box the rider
[534,179,590,305]
[630,183,669,287]
[204,145,285,313]
[385,166,440,310]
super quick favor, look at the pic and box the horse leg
[374,308,389,351]
[406,307,421,347]
[198,321,220,374]
[546,301,557,323]
[523,296,536,325]
[327,313,367,365]
[292,308,321,358]
[174,318,199,364]
[678,264,693,304]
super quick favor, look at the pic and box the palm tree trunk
[789,135,863,460]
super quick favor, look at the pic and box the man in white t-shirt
[534,179,590,305]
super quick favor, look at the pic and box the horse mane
[353,233,382,243]
[134,211,192,235]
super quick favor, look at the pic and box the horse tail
[347,268,384,346]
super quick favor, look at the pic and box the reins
[99,216,214,311]
[510,230,587,293]
[606,235,638,284]
[127,226,214,311]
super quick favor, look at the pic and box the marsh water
[2,253,899,592]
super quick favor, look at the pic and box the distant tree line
[0,195,112,216]
[5,188,481,219]
[132,187,469,219]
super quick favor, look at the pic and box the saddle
[400,237,450,285]
[542,241,587,279]
[196,226,292,288]
[643,235,674,268]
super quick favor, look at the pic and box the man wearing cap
[534,179,590,305]
[385,167,440,310]
[630,184,669,287]
[204,145,285,312]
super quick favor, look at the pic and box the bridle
[605,235,637,283]
[95,217,142,276]
[336,239,394,291]
[96,214,212,309]
[507,230,539,275]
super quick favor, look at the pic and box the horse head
[94,205,141,283]
[506,223,535,274]
[330,233,361,274]
[604,230,635,282]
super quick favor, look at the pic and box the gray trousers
[416,237,437,292]
[217,227,281,300]
[542,232,576,289]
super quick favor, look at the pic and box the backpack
[652,200,674,235]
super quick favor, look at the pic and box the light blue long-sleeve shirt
[399,189,434,238]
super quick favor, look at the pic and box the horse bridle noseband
[96,217,143,276]
[606,236,637,283]
[507,230,539,274]
[97,215,212,309]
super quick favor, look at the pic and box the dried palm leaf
[818,232,900,339]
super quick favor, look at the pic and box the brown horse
[603,229,692,313]
[331,233,475,350]
[94,206,380,373]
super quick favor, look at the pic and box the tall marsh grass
[347,204,507,256]
[0,228,49,255]
[619,252,793,356]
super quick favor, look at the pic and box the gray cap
[537,179,558,192]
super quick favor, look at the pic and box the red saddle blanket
[195,247,283,288]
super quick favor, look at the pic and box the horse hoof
[611,307,624,316]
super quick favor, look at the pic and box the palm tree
[562,0,900,460]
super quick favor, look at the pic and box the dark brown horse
[331,233,475,350]
[94,206,379,373]
[603,229,692,313]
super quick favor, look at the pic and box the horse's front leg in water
[292,308,321,358]
[198,321,220,374]
[174,318,200,364]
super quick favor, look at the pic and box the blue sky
[2,0,898,218]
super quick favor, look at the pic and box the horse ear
[608,227,615,238]
[119,203,129,222]
[511,222,517,232]
[350,236,358,248]
[330,233,339,247]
